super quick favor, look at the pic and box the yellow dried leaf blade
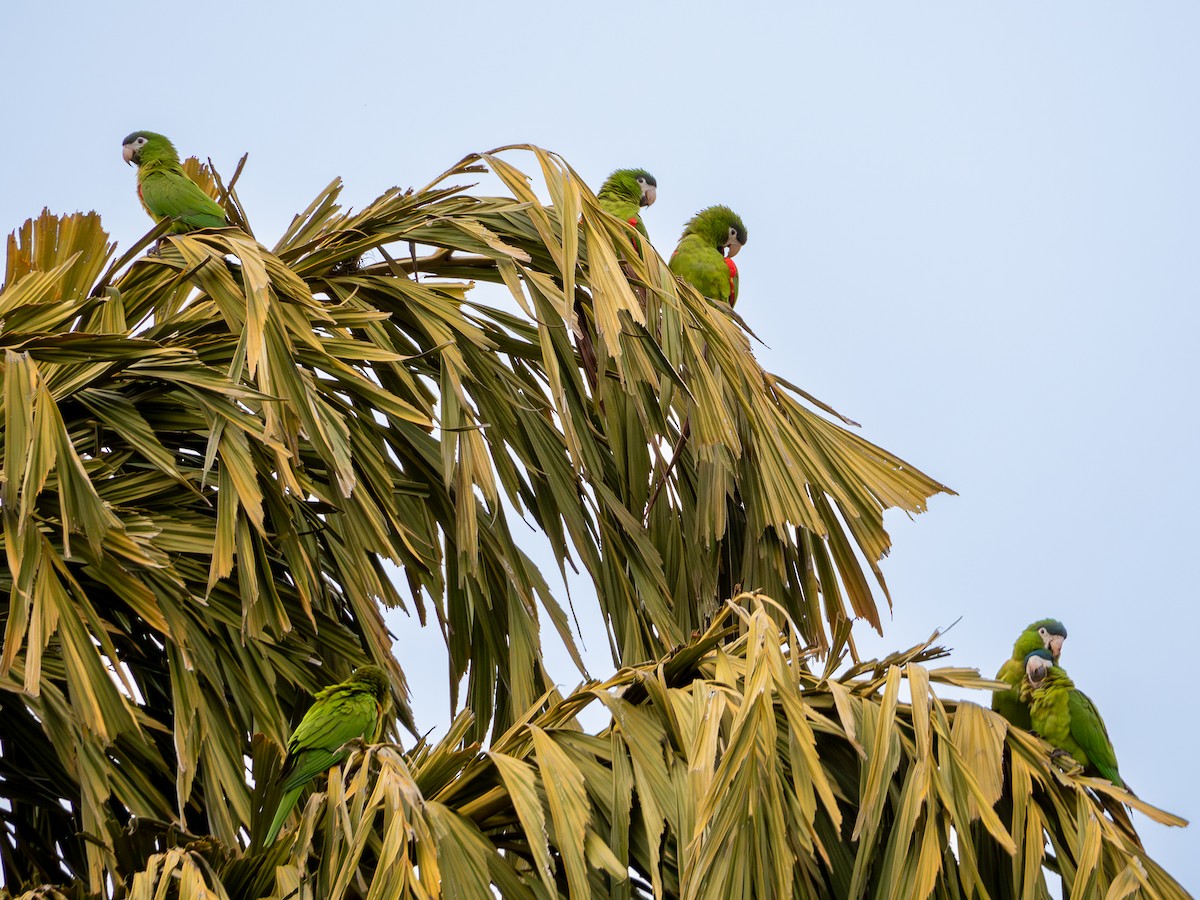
[47,559,137,741]
[44,388,121,553]
[527,726,592,899]
[272,177,345,253]
[905,663,933,760]
[850,666,903,843]
[776,686,843,832]
[1084,779,1189,828]
[75,389,182,479]
[874,759,931,895]
[949,700,1006,814]
[3,352,55,525]
[485,752,553,894]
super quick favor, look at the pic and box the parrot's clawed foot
[1047,748,1084,775]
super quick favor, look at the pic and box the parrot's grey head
[1023,649,1055,688]
[631,169,657,207]
[121,131,171,166]
[1033,619,1067,660]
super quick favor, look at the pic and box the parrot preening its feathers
[263,665,392,846]
[1023,649,1125,789]
[597,168,657,238]
[669,205,747,306]
[992,618,1067,730]
[121,131,228,232]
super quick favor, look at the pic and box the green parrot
[1023,649,1125,788]
[263,665,392,846]
[597,168,657,239]
[992,618,1067,730]
[121,131,228,232]
[669,206,747,306]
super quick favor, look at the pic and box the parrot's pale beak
[725,237,744,259]
[1026,662,1047,686]
[122,144,136,166]
[641,185,657,207]
[1049,635,1064,659]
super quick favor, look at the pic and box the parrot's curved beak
[1049,635,1065,659]
[1026,662,1047,687]
[725,237,744,259]
[641,185,657,207]
[122,144,136,166]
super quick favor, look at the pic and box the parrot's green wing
[263,681,383,845]
[670,237,732,303]
[598,201,647,239]
[597,192,640,227]
[140,170,227,231]
[991,657,1031,729]
[1029,672,1075,753]
[1068,688,1123,787]
[279,685,380,792]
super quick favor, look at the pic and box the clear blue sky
[3,0,1196,888]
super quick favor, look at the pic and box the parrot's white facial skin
[122,135,148,166]
[638,177,657,207]
[724,227,744,258]
[1025,653,1053,687]
[1037,626,1066,659]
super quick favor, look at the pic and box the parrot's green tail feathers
[263,786,303,847]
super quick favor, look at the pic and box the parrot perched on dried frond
[578,168,658,388]
[992,618,1067,730]
[263,665,392,846]
[669,205,747,306]
[121,131,228,232]
[597,168,657,239]
[1023,649,1125,788]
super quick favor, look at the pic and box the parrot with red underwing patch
[669,206,747,306]
[121,131,228,232]
[263,665,392,846]
[1023,649,1125,788]
[597,168,657,240]
[992,618,1067,730]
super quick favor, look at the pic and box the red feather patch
[725,257,738,303]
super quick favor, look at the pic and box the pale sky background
[3,0,1196,889]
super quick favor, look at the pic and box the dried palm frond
[0,146,953,894]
